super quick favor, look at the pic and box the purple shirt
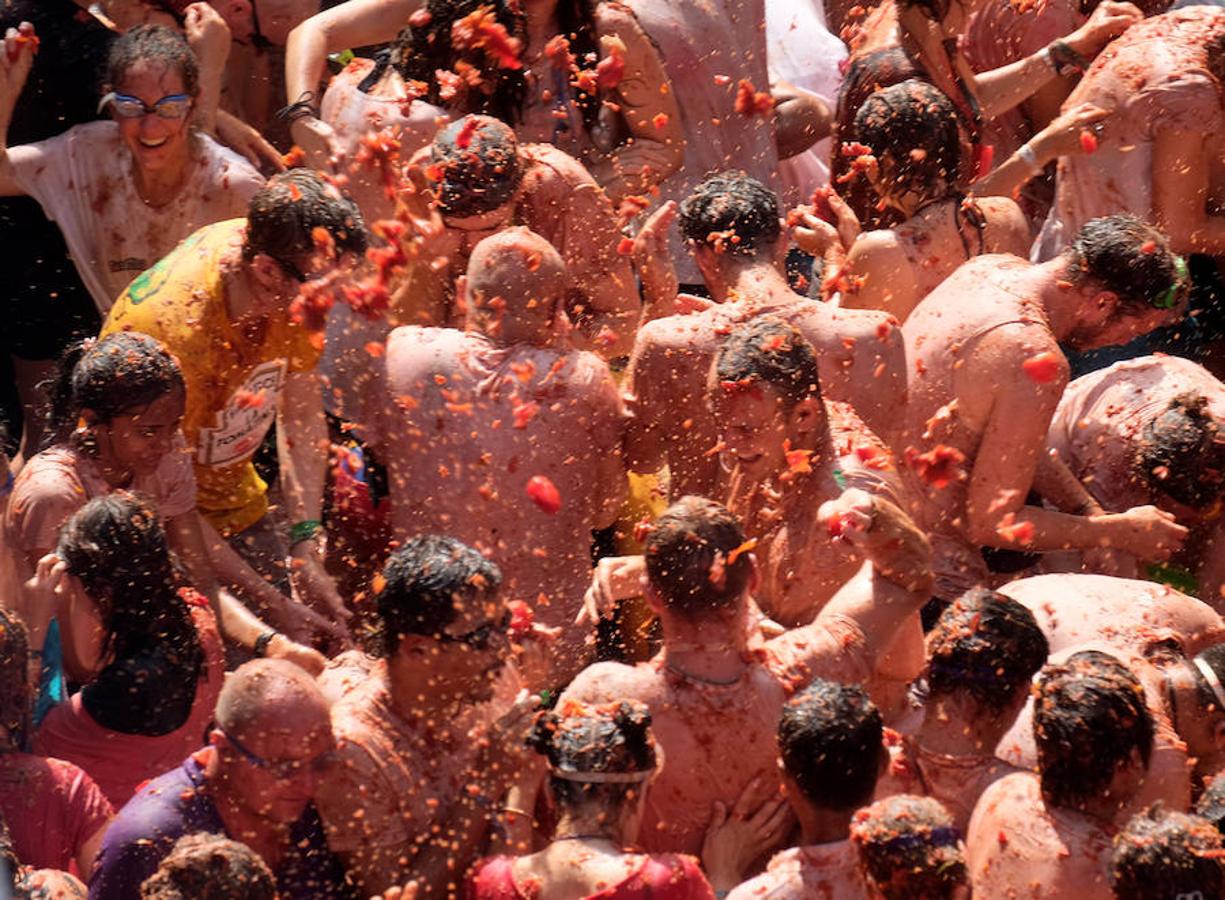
[88,753,352,899]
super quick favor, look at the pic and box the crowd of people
[3,0,1225,896]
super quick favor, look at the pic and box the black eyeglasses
[431,610,511,651]
[221,729,336,779]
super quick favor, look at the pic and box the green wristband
[289,519,323,546]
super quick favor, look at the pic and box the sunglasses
[221,729,336,780]
[100,91,193,120]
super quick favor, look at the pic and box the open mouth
[736,453,763,465]
[139,136,169,148]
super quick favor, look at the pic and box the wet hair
[1111,806,1224,900]
[528,700,656,810]
[779,679,884,811]
[428,115,525,218]
[390,0,527,123]
[243,169,368,274]
[375,534,503,657]
[714,316,821,409]
[106,24,200,98]
[926,588,1049,713]
[57,492,203,735]
[0,609,30,753]
[1192,644,1225,715]
[1195,772,1225,835]
[1034,650,1154,809]
[854,80,964,204]
[140,833,276,900]
[1207,27,1225,86]
[850,795,967,900]
[678,172,781,258]
[643,496,753,620]
[1134,392,1225,509]
[44,332,184,448]
[1066,215,1182,314]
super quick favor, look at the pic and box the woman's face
[90,388,186,478]
[111,59,194,175]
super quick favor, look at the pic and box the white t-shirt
[10,121,263,313]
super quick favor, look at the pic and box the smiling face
[111,58,194,176]
[711,379,794,481]
[87,387,186,479]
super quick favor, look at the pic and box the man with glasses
[893,214,1191,612]
[314,534,539,897]
[88,659,350,899]
[102,169,366,651]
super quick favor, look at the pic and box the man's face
[1065,285,1182,352]
[711,379,795,481]
[213,0,313,46]
[412,593,511,705]
[111,59,193,175]
[217,709,336,825]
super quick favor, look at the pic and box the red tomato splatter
[997,513,1036,545]
[526,475,562,514]
[616,236,635,256]
[596,38,626,90]
[512,399,539,429]
[734,79,774,117]
[281,146,306,168]
[455,117,481,149]
[904,445,966,489]
[507,600,535,637]
[235,388,265,410]
[1021,351,1063,384]
[544,34,574,71]
[1079,130,1098,154]
[652,112,670,130]
[450,6,523,69]
[364,341,385,357]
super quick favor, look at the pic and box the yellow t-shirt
[102,219,321,535]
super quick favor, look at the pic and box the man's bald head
[465,227,568,343]
[215,659,329,743]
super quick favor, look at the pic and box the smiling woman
[0,23,264,314]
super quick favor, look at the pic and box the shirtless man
[368,229,626,682]
[725,680,886,898]
[560,492,932,856]
[875,589,1049,832]
[400,116,638,358]
[1046,355,1225,605]
[313,535,536,897]
[966,651,1155,899]
[896,214,1189,602]
[626,171,906,500]
[994,573,1225,811]
[1037,9,1225,259]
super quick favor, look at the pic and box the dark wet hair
[927,588,1049,712]
[780,679,884,811]
[851,795,967,900]
[1196,772,1225,834]
[375,534,503,657]
[1111,806,1223,900]
[140,833,276,900]
[1066,215,1183,314]
[1135,392,1225,509]
[679,171,781,258]
[57,492,203,735]
[1034,650,1154,809]
[140,832,275,896]
[0,609,30,753]
[714,317,821,409]
[44,332,184,448]
[244,169,368,274]
[644,496,753,620]
[390,0,528,123]
[428,115,524,218]
[854,80,964,204]
[1207,27,1225,86]
[106,24,199,98]
[528,700,655,809]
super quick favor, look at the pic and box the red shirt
[0,752,112,871]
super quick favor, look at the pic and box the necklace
[553,833,617,843]
[665,660,746,686]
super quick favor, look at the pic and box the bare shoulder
[524,143,601,189]
[594,0,649,39]
[979,196,1033,257]
[848,227,908,270]
[561,660,657,705]
[967,770,1042,839]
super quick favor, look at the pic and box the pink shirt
[727,842,871,900]
[467,853,715,899]
[0,753,112,872]
[33,597,224,807]
[1047,355,1225,513]
[1037,9,1225,257]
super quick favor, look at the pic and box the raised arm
[771,80,832,161]
[285,0,417,167]
[0,24,39,197]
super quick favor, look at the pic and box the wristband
[1038,45,1057,75]
[1016,143,1044,178]
[276,91,320,124]
[289,519,324,547]
[253,630,279,658]
[1047,40,1088,77]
